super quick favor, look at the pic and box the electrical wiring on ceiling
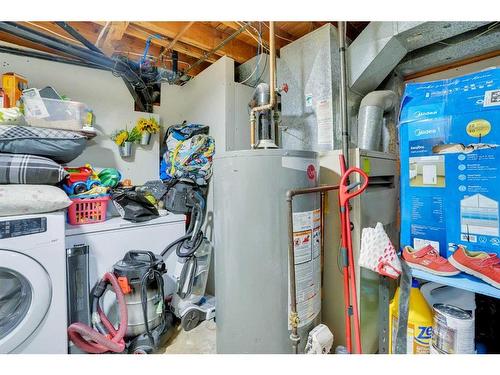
[261,21,294,43]
[236,21,270,52]
[95,21,110,48]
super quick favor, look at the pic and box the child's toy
[63,165,101,195]
[98,168,122,188]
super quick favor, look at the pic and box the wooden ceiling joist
[165,21,195,52]
[124,23,218,63]
[98,21,129,56]
[0,21,371,80]
[133,21,257,63]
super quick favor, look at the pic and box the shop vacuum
[67,179,213,354]
[68,250,174,354]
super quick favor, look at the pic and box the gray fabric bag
[0,153,68,184]
[0,125,86,163]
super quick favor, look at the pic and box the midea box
[399,67,500,258]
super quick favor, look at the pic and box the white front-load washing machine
[0,211,67,353]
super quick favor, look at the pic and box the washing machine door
[0,249,52,353]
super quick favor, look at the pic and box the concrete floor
[162,319,216,354]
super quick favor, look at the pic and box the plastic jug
[389,279,433,354]
[420,282,476,317]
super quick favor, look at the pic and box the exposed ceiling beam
[124,23,217,63]
[14,22,210,77]
[221,21,293,50]
[165,21,195,51]
[98,21,129,56]
[0,30,76,58]
[134,21,257,63]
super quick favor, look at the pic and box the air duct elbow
[357,90,397,151]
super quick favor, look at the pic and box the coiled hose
[67,272,128,354]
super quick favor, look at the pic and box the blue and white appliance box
[399,67,500,258]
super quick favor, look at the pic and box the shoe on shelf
[402,245,461,276]
[449,247,500,289]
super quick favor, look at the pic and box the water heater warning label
[289,209,321,329]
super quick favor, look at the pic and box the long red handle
[338,154,365,354]
[345,207,362,354]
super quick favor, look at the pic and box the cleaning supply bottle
[389,279,433,354]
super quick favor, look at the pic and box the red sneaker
[449,247,500,289]
[402,245,460,276]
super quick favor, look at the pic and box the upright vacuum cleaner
[161,178,215,331]
[68,251,174,354]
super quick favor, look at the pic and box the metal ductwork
[396,23,500,77]
[249,83,272,143]
[357,90,397,152]
[347,21,490,95]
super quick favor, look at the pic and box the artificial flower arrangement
[111,127,142,157]
[134,117,160,145]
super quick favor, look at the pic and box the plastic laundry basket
[67,196,110,225]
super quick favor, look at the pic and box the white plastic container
[23,95,88,131]
[420,282,476,317]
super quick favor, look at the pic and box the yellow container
[389,279,433,354]
[2,73,28,108]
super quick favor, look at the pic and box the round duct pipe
[357,90,397,151]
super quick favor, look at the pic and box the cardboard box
[399,67,500,258]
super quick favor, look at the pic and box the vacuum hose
[67,272,128,354]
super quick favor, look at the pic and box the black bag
[111,188,159,222]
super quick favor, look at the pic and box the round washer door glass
[0,250,52,353]
[0,269,32,340]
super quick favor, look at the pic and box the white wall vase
[119,141,133,157]
[140,132,151,145]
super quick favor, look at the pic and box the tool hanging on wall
[338,154,369,354]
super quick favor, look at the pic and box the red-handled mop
[338,154,368,354]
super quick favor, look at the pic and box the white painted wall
[0,52,159,184]
[154,56,253,239]
[154,56,254,294]
[154,56,253,153]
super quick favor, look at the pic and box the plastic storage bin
[23,96,88,131]
[67,196,110,225]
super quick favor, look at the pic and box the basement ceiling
[0,21,369,78]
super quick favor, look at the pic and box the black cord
[160,233,192,257]
[176,232,204,258]
[253,53,268,88]
[140,271,155,346]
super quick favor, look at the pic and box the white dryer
[0,211,67,354]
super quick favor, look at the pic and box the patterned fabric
[160,123,215,185]
[0,125,84,140]
[0,153,67,184]
[0,124,87,163]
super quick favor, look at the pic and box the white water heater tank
[214,149,321,353]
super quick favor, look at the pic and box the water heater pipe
[286,184,340,354]
[338,21,350,168]
[357,90,397,151]
[250,21,276,149]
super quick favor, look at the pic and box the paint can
[431,303,475,354]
